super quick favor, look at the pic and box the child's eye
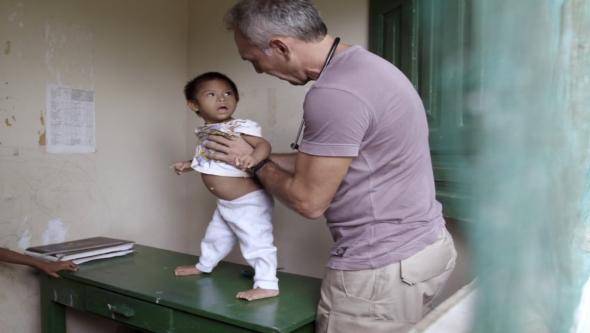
[224,91,233,97]
[206,92,215,97]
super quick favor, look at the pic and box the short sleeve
[300,87,371,157]
[232,119,262,137]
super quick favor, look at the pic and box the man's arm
[256,153,352,219]
[205,135,296,172]
[204,135,348,218]
[269,153,297,173]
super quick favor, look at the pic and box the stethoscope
[290,37,341,150]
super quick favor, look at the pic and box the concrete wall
[0,0,190,332]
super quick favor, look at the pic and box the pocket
[326,269,377,319]
[340,269,377,301]
[400,230,457,285]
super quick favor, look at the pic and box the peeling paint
[17,229,31,250]
[38,131,46,146]
[3,41,10,55]
[38,113,46,146]
[44,22,96,88]
[42,219,68,245]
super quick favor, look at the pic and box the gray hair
[224,0,328,50]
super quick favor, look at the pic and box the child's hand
[235,155,257,170]
[39,260,78,278]
[171,161,192,175]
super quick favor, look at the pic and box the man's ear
[269,38,290,61]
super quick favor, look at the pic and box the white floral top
[191,119,262,177]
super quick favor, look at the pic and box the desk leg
[40,275,66,333]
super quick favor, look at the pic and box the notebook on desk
[25,236,134,264]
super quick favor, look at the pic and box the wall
[467,0,590,332]
[0,0,190,332]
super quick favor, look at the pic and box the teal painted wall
[468,0,590,331]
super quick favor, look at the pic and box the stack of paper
[25,237,134,264]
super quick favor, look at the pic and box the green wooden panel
[370,0,473,221]
[85,286,174,332]
[370,0,418,83]
[173,310,276,333]
[41,275,67,333]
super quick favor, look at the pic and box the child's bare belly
[201,174,261,201]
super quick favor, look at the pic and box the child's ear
[187,101,200,115]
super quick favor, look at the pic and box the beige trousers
[316,227,457,333]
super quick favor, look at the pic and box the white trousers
[196,189,279,290]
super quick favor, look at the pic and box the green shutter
[370,0,473,221]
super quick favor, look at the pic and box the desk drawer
[85,286,173,332]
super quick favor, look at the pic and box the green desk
[40,245,321,333]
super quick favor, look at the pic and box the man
[207,1,457,332]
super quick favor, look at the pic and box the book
[71,249,135,264]
[26,237,133,256]
[25,236,134,264]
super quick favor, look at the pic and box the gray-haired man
[207,1,457,332]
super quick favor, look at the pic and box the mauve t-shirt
[300,46,444,270]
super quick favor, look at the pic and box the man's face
[234,31,308,85]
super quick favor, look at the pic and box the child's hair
[184,72,240,102]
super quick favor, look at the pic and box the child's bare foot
[174,265,202,276]
[236,288,279,301]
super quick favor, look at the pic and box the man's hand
[205,135,254,166]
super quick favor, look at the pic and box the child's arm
[171,160,194,175]
[0,248,78,278]
[236,135,271,169]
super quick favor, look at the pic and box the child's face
[190,79,237,123]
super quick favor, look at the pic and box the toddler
[172,72,278,301]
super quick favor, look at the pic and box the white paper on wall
[46,85,96,153]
